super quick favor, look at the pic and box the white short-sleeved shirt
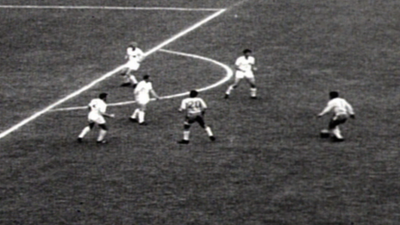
[180,97,207,116]
[235,56,255,72]
[127,47,144,63]
[134,80,153,99]
[320,98,354,117]
[88,98,107,124]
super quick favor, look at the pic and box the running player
[317,91,355,141]
[120,42,145,87]
[177,90,215,144]
[77,93,115,144]
[129,75,160,125]
[225,49,258,99]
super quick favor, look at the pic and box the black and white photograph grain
[0,0,399,224]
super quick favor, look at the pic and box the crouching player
[177,90,216,144]
[77,93,115,144]
[317,91,355,142]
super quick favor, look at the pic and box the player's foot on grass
[177,140,190,144]
[77,138,83,143]
[139,122,148,126]
[224,94,229,99]
[332,137,344,142]
[210,136,216,141]
[96,140,107,144]
[120,83,131,87]
[129,118,138,123]
[250,96,257,99]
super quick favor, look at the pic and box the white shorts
[236,70,254,79]
[136,96,150,105]
[88,113,106,124]
[126,60,140,71]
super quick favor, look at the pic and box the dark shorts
[329,114,348,129]
[185,115,205,128]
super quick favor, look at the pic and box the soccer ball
[320,129,330,138]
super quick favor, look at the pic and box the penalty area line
[0,8,227,140]
[51,49,233,111]
[0,5,223,11]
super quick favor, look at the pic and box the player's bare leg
[97,124,108,144]
[177,123,191,144]
[198,117,215,141]
[130,103,147,125]
[225,77,242,99]
[77,122,95,142]
[246,77,257,99]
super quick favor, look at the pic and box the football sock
[78,126,91,138]
[97,129,107,142]
[129,75,137,84]
[183,131,190,140]
[250,88,257,97]
[205,126,214,137]
[131,108,140,119]
[226,85,234,95]
[138,111,145,123]
[332,127,343,139]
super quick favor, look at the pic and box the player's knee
[99,124,108,130]
[183,124,191,130]
[89,123,95,129]
[250,83,256,88]
[232,85,238,89]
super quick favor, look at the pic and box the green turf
[0,0,399,224]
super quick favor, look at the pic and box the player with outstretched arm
[77,93,115,144]
[129,75,160,125]
[178,90,216,144]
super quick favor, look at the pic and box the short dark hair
[143,74,150,80]
[190,90,198,97]
[329,91,339,99]
[243,49,252,54]
[99,93,108,99]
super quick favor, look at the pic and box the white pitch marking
[0,5,222,11]
[0,9,227,139]
[51,49,234,112]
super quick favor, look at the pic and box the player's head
[99,93,108,100]
[329,91,339,99]
[129,41,138,48]
[243,49,252,56]
[189,90,198,98]
[143,74,150,81]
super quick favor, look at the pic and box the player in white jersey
[77,93,115,144]
[129,75,160,125]
[120,42,145,87]
[225,49,258,99]
[177,90,215,144]
[317,91,355,141]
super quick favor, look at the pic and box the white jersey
[134,80,153,100]
[319,98,354,117]
[235,55,255,72]
[180,97,207,116]
[88,98,107,124]
[126,47,144,63]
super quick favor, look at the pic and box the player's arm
[178,100,186,112]
[137,49,145,62]
[252,58,258,71]
[150,89,160,100]
[317,102,333,118]
[345,102,355,119]
[200,99,207,115]
[235,58,244,72]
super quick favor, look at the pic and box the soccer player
[77,93,115,144]
[120,42,145,87]
[129,75,160,125]
[225,49,258,99]
[317,91,355,141]
[177,90,215,144]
